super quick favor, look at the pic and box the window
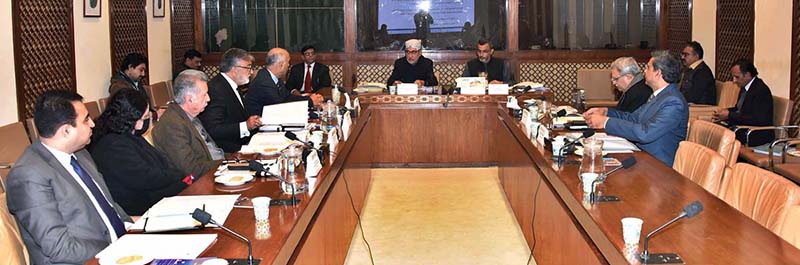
[203,0,345,53]
[356,0,507,51]
[518,0,659,50]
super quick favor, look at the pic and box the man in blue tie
[6,90,132,264]
[584,51,689,166]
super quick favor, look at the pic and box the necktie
[70,156,126,238]
[304,64,312,93]
[736,87,747,110]
[191,118,225,160]
[648,93,655,102]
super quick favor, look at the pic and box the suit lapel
[171,104,212,159]
[30,141,98,209]
[219,75,247,117]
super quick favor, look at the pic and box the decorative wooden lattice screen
[667,0,692,55]
[716,0,754,81]
[110,0,149,85]
[171,0,195,75]
[792,0,800,127]
[12,0,77,120]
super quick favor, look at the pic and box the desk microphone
[191,208,260,265]
[639,201,704,264]
[248,161,300,206]
[590,157,637,203]
[557,129,596,160]
[284,131,325,166]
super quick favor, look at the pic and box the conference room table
[101,92,800,265]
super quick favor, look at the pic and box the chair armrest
[779,138,800,166]
[767,137,800,169]
[736,125,799,146]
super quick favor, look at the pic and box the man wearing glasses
[286,45,332,94]
[609,57,652,113]
[679,41,716,105]
[387,39,438,88]
[198,48,262,153]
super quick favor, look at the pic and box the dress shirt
[220,73,250,138]
[689,59,703,70]
[302,62,315,92]
[40,143,130,242]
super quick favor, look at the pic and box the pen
[143,217,149,232]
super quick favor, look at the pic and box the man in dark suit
[153,70,224,177]
[585,51,689,166]
[173,49,203,80]
[245,47,324,116]
[462,39,511,84]
[286,45,332,94]
[387,39,438,88]
[198,48,262,153]
[680,41,716,105]
[610,57,652,113]
[6,90,132,264]
[713,59,774,146]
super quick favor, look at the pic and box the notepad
[96,234,217,261]
[130,195,240,232]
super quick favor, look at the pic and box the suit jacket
[386,56,438,88]
[727,77,774,146]
[153,103,220,177]
[89,133,189,215]
[606,84,689,166]
[244,68,310,116]
[198,74,252,153]
[680,61,716,105]
[6,141,131,264]
[285,62,332,93]
[615,77,652,113]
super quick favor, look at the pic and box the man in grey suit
[153,70,224,178]
[6,90,132,264]
[584,51,689,166]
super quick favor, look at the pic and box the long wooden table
[154,97,800,264]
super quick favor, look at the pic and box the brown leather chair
[166,79,175,99]
[673,141,727,195]
[687,119,740,166]
[84,101,101,120]
[0,122,32,185]
[737,96,797,168]
[146,82,172,109]
[577,69,618,108]
[715,81,740,109]
[778,205,800,249]
[718,163,800,234]
[0,193,29,264]
[98,97,109,112]
[773,138,800,184]
[23,118,38,143]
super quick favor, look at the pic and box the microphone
[590,157,637,203]
[284,131,313,148]
[639,201,704,264]
[248,161,300,206]
[191,208,260,265]
[557,129,596,160]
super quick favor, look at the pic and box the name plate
[397,83,418,95]
[488,84,509,95]
[460,85,485,95]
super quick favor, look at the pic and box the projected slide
[378,0,475,34]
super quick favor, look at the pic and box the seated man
[610,57,652,113]
[153,70,224,177]
[387,39,438,88]
[245,48,324,116]
[198,48,262,153]
[6,90,131,264]
[110,53,159,118]
[679,41,716,105]
[584,51,689,166]
[173,49,203,80]
[286,45,332,94]
[462,39,511,84]
[712,59,774,146]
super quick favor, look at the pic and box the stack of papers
[130,195,240,232]
[260,100,308,127]
[592,133,641,153]
[240,131,307,155]
[96,234,217,262]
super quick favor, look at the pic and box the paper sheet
[260,100,308,126]
[96,234,217,261]
[130,195,240,231]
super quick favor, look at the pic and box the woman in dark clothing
[90,89,189,215]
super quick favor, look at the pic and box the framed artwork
[153,0,165,18]
[84,0,101,17]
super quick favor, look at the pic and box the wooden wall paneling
[12,0,77,120]
[666,0,693,54]
[110,0,149,85]
[792,0,800,127]
[715,0,755,82]
[171,0,196,75]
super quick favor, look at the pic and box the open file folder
[259,100,308,129]
[130,195,240,232]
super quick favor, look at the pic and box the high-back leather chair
[23,118,38,143]
[0,192,30,264]
[145,82,173,109]
[673,141,727,195]
[84,101,101,120]
[98,97,109,112]
[719,163,800,234]
[773,96,794,139]
[778,205,800,249]
[715,81,740,109]
[0,122,32,185]
[736,96,797,168]
[687,119,740,166]
[577,69,617,107]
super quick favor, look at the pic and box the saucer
[214,174,254,186]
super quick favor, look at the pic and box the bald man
[244,48,323,116]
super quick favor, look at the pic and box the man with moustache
[387,39,438,88]
[462,39,511,84]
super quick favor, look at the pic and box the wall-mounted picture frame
[84,0,101,17]
[153,0,165,18]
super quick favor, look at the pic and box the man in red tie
[286,45,333,95]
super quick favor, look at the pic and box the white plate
[214,174,254,186]
[98,253,153,265]
[574,147,609,157]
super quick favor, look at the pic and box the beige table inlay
[345,167,535,265]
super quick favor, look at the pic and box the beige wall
[692,0,792,99]
[0,0,172,126]
[0,1,17,125]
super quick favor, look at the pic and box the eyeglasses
[610,75,622,82]
[680,52,692,57]
[234,65,256,71]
